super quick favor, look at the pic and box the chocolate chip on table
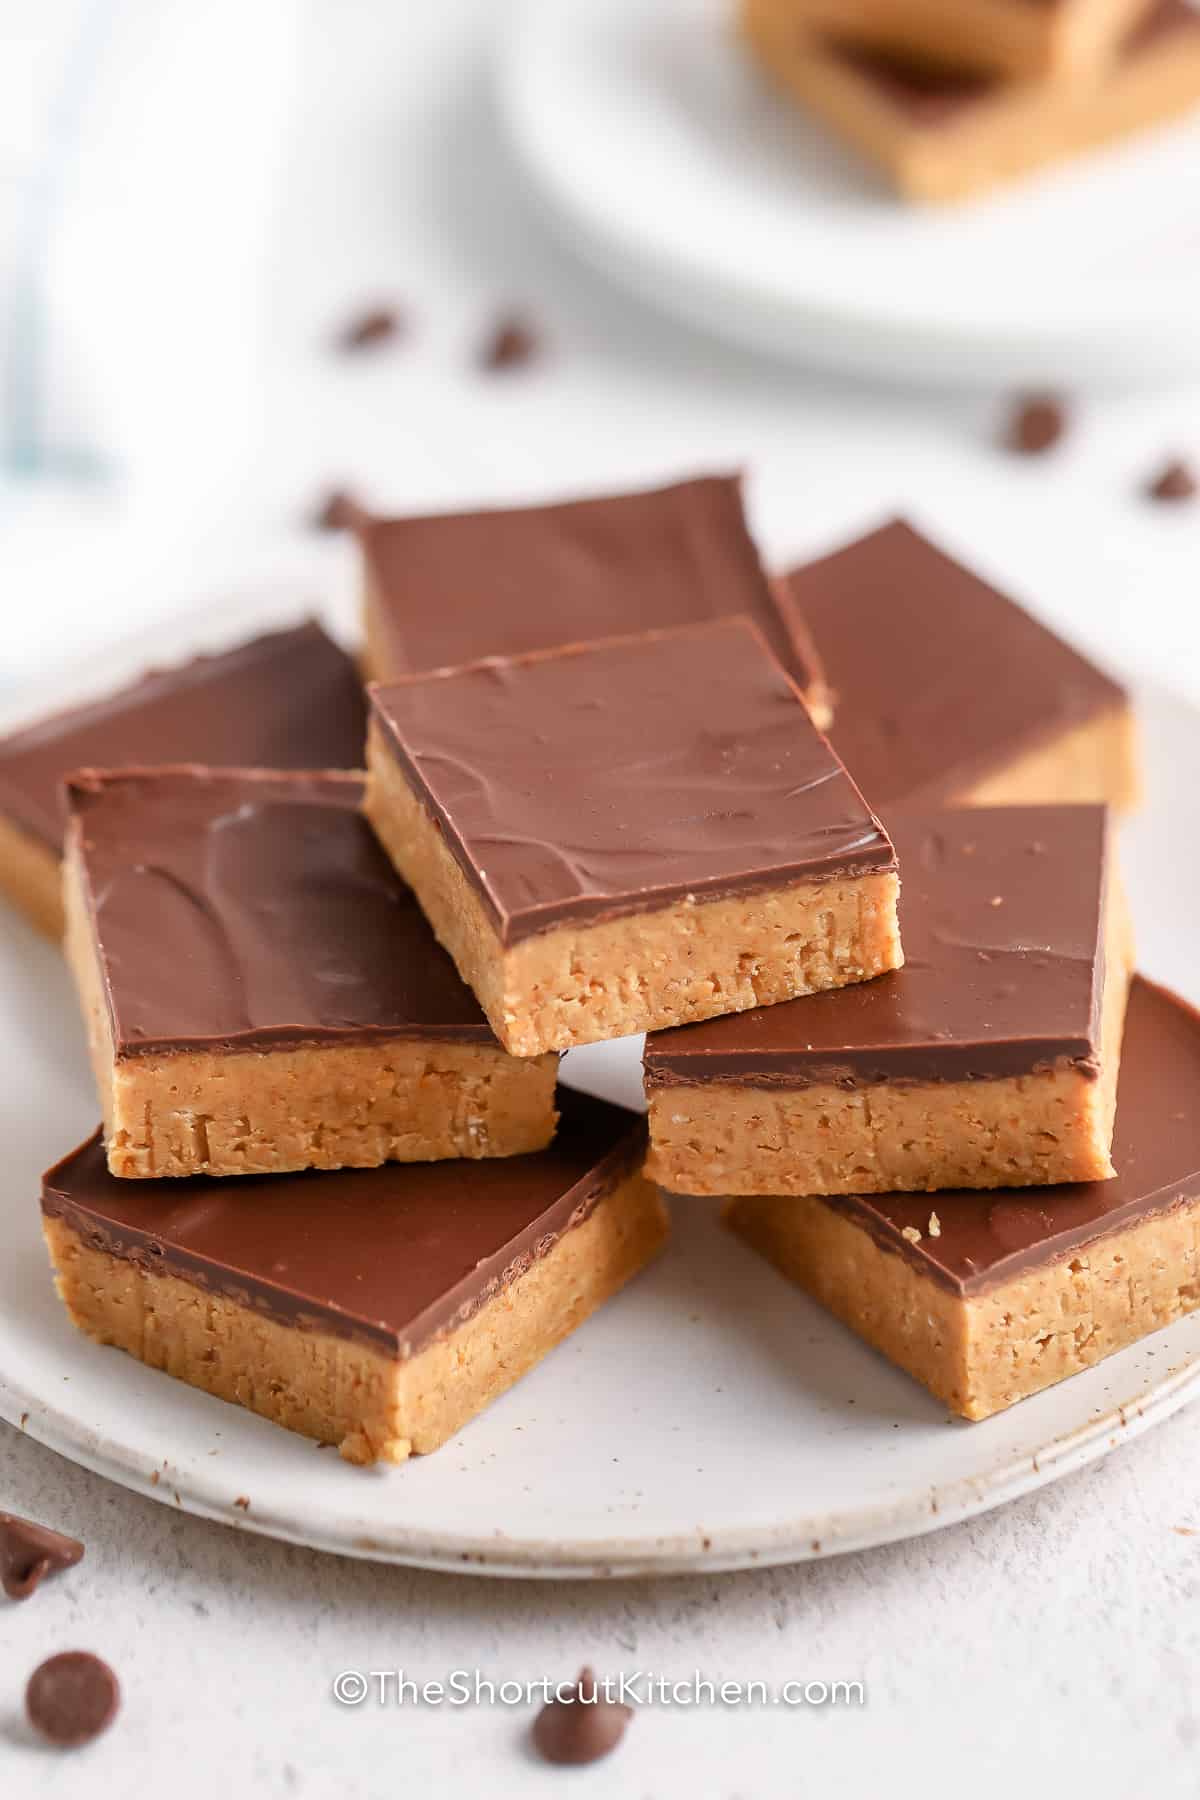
[310,487,365,532]
[26,1652,120,1748]
[336,305,405,352]
[1145,458,1197,502]
[1005,394,1068,455]
[531,1667,631,1766]
[0,1512,84,1601]
[478,313,542,372]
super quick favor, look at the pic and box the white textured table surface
[4,1414,1200,1797]
[4,3,1200,1795]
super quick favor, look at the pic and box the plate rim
[5,1344,1198,1578]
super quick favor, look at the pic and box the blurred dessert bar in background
[741,0,1160,80]
[739,0,1200,201]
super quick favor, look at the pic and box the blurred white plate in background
[0,590,1198,1575]
[498,0,1200,387]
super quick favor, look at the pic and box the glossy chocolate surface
[360,473,822,693]
[68,769,496,1055]
[783,521,1126,810]
[0,623,367,853]
[825,978,1200,1296]
[645,806,1110,1086]
[370,617,895,946]
[41,1089,646,1355]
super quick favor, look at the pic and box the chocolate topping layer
[67,768,498,1057]
[359,473,822,694]
[835,0,1196,126]
[822,977,1200,1296]
[0,622,366,853]
[0,1513,84,1601]
[41,1089,646,1354]
[645,806,1109,1087]
[370,617,896,947]
[783,521,1126,811]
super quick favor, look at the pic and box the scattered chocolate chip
[479,313,542,372]
[233,1496,250,1511]
[337,305,404,352]
[0,1513,83,1601]
[310,487,365,533]
[1005,394,1067,455]
[531,1667,631,1766]
[1146,458,1197,503]
[26,1652,120,1748]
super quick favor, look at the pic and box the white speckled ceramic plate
[498,0,1200,386]
[0,599,1197,1577]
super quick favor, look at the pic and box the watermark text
[331,1669,865,1710]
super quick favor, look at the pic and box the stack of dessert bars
[738,0,1200,202]
[4,473,1199,1466]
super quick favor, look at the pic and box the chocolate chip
[26,1652,120,1748]
[531,1667,631,1766]
[479,314,542,372]
[337,305,404,352]
[1146,458,1197,503]
[1005,395,1068,455]
[0,1513,83,1601]
[310,487,365,533]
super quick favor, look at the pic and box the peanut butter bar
[359,473,831,725]
[742,0,1159,81]
[42,1090,667,1465]
[63,769,557,1178]
[646,806,1133,1196]
[784,521,1139,810]
[742,0,1200,203]
[0,622,366,941]
[365,618,902,1058]
[727,977,1200,1420]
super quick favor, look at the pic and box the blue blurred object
[2,0,116,480]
